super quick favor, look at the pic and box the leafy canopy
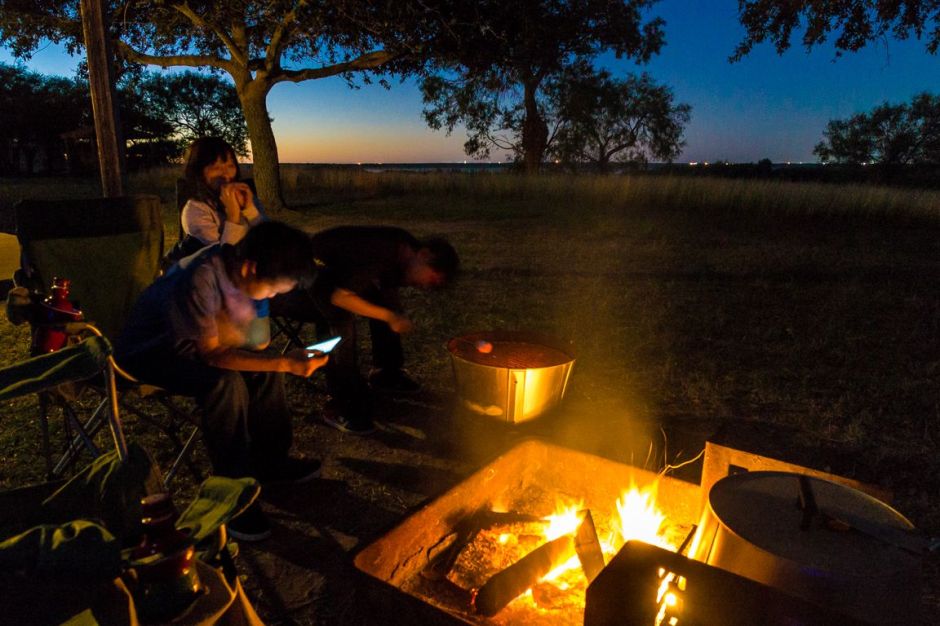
[733,0,940,60]
[549,61,691,169]
[421,0,665,166]
[814,93,940,165]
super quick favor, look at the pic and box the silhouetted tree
[548,62,690,172]
[733,0,940,60]
[0,64,248,173]
[814,94,940,165]
[133,71,248,157]
[421,0,664,173]
[1,1,432,208]
[0,64,88,174]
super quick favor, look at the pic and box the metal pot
[447,331,575,423]
[689,471,922,624]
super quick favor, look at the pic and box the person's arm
[218,183,252,244]
[241,192,264,227]
[196,335,327,377]
[330,288,413,333]
[181,199,224,245]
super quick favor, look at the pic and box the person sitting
[164,137,263,266]
[116,221,327,541]
[310,226,459,435]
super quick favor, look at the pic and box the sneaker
[226,503,272,542]
[258,456,322,486]
[322,409,377,435]
[368,368,422,394]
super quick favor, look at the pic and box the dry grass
[0,168,937,622]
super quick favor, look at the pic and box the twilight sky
[3,0,938,163]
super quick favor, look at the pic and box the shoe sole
[226,525,272,542]
[261,466,322,487]
[322,415,377,435]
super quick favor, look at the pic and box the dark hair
[183,137,240,203]
[422,237,459,283]
[230,221,314,285]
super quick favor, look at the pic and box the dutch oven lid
[708,471,918,574]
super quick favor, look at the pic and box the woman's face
[202,154,238,190]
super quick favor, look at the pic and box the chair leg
[272,317,308,355]
[121,393,204,486]
[38,393,54,480]
[52,397,108,477]
[103,363,128,463]
[163,426,201,489]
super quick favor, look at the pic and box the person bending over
[311,226,459,435]
[165,137,263,265]
[117,221,327,541]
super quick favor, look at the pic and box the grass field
[1,168,937,622]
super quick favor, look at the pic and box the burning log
[574,510,606,584]
[472,534,576,616]
[422,509,549,581]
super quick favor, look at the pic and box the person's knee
[201,369,249,409]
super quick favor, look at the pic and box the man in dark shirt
[116,222,328,541]
[310,226,459,434]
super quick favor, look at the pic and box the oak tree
[814,93,940,165]
[421,0,665,173]
[1,1,426,208]
[549,62,690,171]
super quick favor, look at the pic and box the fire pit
[447,331,575,423]
[354,438,926,624]
[353,439,700,625]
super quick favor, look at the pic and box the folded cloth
[0,519,120,581]
[177,476,261,545]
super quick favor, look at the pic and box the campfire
[354,438,923,625]
[433,482,688,623]
[354,440,701,625]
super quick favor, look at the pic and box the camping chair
[0,332,128,480]
[0,443,263,625]
[12,195,202,487]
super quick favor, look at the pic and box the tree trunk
[238,80,286,211]
[521,81,548,174]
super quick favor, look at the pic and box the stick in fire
[575,509,606,584]
[472,535,576,616]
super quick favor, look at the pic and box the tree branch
[170,1,247,67]
[116,40,235,74]
[274,50,397,83]
[266,0,310,71]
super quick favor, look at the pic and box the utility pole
[80,0,126,197]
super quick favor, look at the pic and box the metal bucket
[446,331,575,423]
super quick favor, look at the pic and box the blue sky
[3,0,938,163]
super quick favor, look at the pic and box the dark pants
[313,282,404,420]
[120,347,292,478]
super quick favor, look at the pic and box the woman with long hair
[166,137,264,265]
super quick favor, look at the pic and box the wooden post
[80,0,126,197]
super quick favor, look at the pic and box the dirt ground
[233,381,714,625]
[224,371,935,625]
[2,177,936,624]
